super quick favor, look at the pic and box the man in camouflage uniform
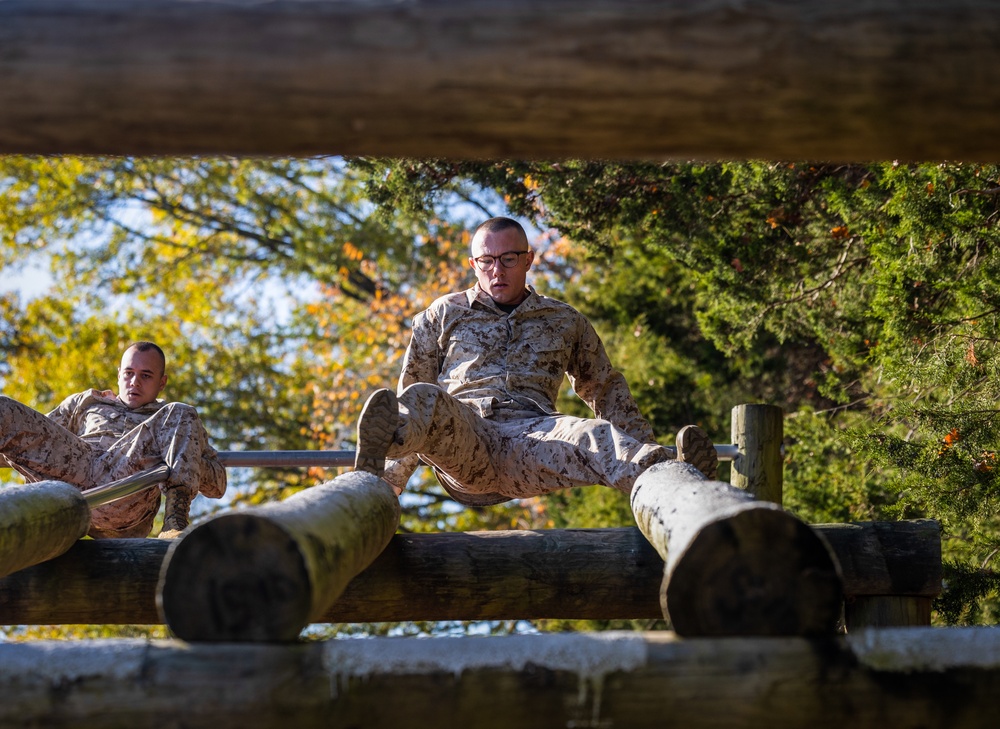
[354,217,717,505]
[0,341,226,538]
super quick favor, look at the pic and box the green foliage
[356,158,1000,623]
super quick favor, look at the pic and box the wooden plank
[0,522,940,626]
[0,628,998,728]
[0,1,999,159]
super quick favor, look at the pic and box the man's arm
[567,318,658,444]
[397,309,441,392]
[197,442,227,498]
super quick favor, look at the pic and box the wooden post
[157,470,399,642]
[846,596,932,629]
[631,461,842,636]
[0,480,90,578]
[3,628,1000,728]
[731,403,784,503]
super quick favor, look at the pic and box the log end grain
[157,513,311,643]
[665,507,843,637]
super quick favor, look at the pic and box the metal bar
[217,451,355,468]
[82,463,171,509]
[216,446,741,469]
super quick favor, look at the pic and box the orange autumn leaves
[938,426,997,473]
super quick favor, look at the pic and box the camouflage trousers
[385,383,671,506]
[0,396,209,539]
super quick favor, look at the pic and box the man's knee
[0,395,33,427]
[398,382,448,410]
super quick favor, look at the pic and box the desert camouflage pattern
[384,285,670,503]
[0,390,226,538]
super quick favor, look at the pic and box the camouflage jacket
[47,389,226,497]
[48,389,166,449]
[398,285,657,443]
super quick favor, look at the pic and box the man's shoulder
[426,290,473,311]
[418,290,475,322]
[61,388,116,408]
[524,290,587,319]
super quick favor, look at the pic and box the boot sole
[676,425,718,480]
[355,389,398,478]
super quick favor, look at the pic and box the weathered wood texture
[0,480,90,578]
[818,519,942,598]
[730,403,784,503]
[0,523,940,626]
[157,471,399,641]
[846,596,932,629]
[1,1,999,160]
[1,628,998,729]
[631,461,842,636]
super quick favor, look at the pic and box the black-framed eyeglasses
[473,250,529,271]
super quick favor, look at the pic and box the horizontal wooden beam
[1,1,999,159]
[0,523,940,626]
[1,628,998,728]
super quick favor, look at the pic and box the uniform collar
[467,283,538,311]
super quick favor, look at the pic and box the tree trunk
[631,461,843,636]
[0,480,90,578]
[0,524,939,627]
[1,1,999,160]
[1,628,998,728]
[157,470,399,642]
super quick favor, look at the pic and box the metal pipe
[82,463,171,509]
[77,446,744,509]
[218,450,355,468]
[216,446,742,468]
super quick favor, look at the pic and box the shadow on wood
[157,470,399,642]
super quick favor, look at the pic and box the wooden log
[0,480,90,578]
[631,461,842,636]
[846,596,933,629]
[157,470,399,642]
[0,523,939,626]
[818,519,942,598]
[730,403,784,503]
[1,628,1000,728]
[2,1,1000,160]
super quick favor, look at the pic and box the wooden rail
[0,628,996,728]
[0,522,940,630]
[1,1,999,160]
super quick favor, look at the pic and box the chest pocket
[527,337,570,379]
[442,335,493,381]
[83,408,121,435]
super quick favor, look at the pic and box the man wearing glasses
[355,217,716,505]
